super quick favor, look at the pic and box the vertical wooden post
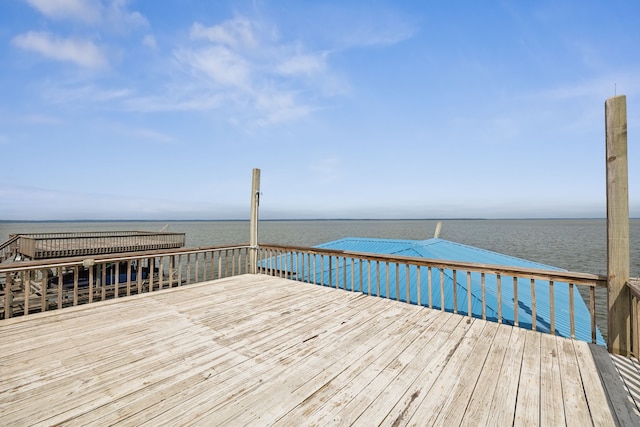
[249,168,261,274]
[606,95,630,356]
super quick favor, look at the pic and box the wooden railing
[10,231,186,259]
[1,245,250,319]
[628,278,640,358]
[0,235,20,262]
[257,244,608,344]
[0,241,612,346]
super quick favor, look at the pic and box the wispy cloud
[26,0,102,24]
[42,82,131,104]
[190,18,257,49]
[12,31,108,68]
[25,0,148,31]
[169,16,338,126]
[276,52,328,76]
[175,46,252,89]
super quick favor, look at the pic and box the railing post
[249,168,261,274]
[605,95,631,356]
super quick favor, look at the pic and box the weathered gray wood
[460,325,512,426]
[590,343,640,426]
[573,340,618,426]
[249,168,260,274]
[606,94,631,356]
[0,274,637,426]
[487,326,526,425]
[557,336,592,426]
[513,331,541,426]
[539,333,565,426]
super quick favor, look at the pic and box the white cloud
[12,31,108,68]
[172,17,337,126]
[175,46,251,88]
[26,0,102,24]
[255,91,315,126]
[104,0,148,32]
[25,0,147,31]
[276,52,327,76]
[190,18,257,49]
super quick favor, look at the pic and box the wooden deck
[1,274,639,426]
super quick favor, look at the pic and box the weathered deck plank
[0,274,638,426]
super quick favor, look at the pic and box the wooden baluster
[550,280,555,335]
[590,287,596,343]
[406,264,411,304]
[395,263,400,302]
[41,268,48,312]
[569,283,575,339]
[101,264,106,300]
[531,279,536,331]
[385,262,390,299]
[427,267,432,308]
[417,267,422,306]
[126,260,132,296]
[114,263,119,298]
[481,273,486,320]
[467,271,472,318]
[137,258,142,294]
[452,270,457,314]
[350,258,355,291]
[513,276,518,327]
[439,268,445,311]
[496,274,502,324]
[24,270,30,314]
[376,261,380,297]
[367,260,371,296]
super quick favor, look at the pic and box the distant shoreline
[2,217,629,223]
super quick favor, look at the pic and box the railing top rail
[628,278,640,299]
[259,243,607,287]
[0,244,250,273]
[14,231,185,240]
[0,235,20,252]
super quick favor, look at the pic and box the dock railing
[0,242,625,349]
[257,244,608,345]
[628,279,640,357]
[11,231,186,260]
[1,244,250,319]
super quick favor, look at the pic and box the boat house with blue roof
[265,237,605,345]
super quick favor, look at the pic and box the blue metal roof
[263,237,605,345]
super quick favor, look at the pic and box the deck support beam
[605,95,631,356]
[249,168,261,274]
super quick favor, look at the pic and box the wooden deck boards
[0,274,638,426]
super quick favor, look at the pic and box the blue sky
[1,0,638,220]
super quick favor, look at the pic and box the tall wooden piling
[249,168,261,274]
[605,95,630,356]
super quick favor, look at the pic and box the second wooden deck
[1,274,638,425]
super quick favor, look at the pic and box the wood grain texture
[0,274,636,426]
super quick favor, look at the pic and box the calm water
[2,219,638,276]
